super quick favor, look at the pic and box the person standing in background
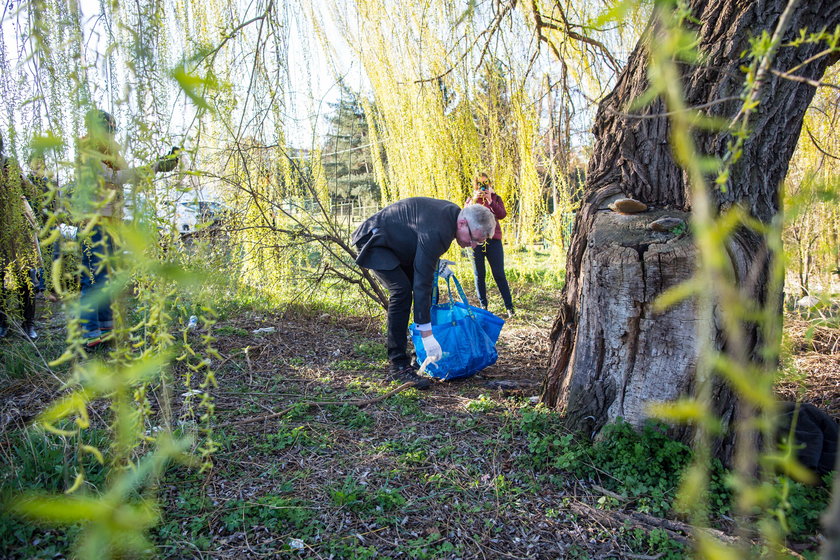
[0,132,42,340]
[465,172,514,317]
[27,154,59,302]
[74,109,179,349]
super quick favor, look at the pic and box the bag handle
[432,270,477,320]
[432,269,477,318]
[447,274,470,306]
[431,270,457,305]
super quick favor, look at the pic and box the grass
[0,330,69,381]
[0,248,835,559]
[0,428,111,558]
[2,400,832,559]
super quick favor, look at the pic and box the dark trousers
[79,225,115,338]
[372,266,414,367]
[0,271,36,329]
[472,238,512,310]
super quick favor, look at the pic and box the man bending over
[353,197,496,389]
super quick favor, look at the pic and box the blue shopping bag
[453,301,505,344]
[410,273,504,380]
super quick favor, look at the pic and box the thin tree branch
[783,47,837,77]
[531,2,620,75]
[413,0,518,84]
[804,126,840,160]
[729,0,802,127]
[770,68,840,91]
[606,96,742,119]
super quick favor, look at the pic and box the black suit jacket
[352,197,460,324]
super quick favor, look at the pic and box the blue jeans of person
[472,238,513,311]
[33,233,63,292]
[79,224,114,339]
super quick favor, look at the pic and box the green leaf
[647,398,705,423]
[711,355,776,409]
[627,85,663,113]
[696,533,742,560]
[761,452,817,484]
[29,131,65,155]
[591,0,639,28]
[38,389,94,428]
[171,63,215,111]
[653,278,700,311]
[11,493,109,524]
[687,112,729,132]
[696,155,722,174]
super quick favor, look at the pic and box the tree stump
[556,206,701,436]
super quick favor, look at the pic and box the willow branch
[531,2,620,74]
[805,126,840,160]
[770,68,840,91]
[413,0,518,84]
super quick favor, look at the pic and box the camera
[479,183,488,191]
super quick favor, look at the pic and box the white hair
[460,204,496,239]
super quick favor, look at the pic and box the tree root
[569,501,738,546]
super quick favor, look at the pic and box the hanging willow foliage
[783,64,840,298]
[1,2,303,555]
[310,0,648,259]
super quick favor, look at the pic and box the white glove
[422,334,443,363]
[437,259,455,280]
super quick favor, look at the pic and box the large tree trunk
[542,0,840,459]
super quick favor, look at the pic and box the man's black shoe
[388,365,431,390]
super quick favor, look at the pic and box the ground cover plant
[1,0,839,558]
[1,262,836,559]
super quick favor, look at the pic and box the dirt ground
[1,297,838,559]
[777,318,840,417]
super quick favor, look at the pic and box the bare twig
[729,0,802,127]
[413,0,518,84]
[606,96,742,120]
[529,0,621,75]
[770,68,840,91]
[805,126,840,160]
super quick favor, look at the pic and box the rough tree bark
[542,0,840,460]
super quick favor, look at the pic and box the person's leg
[79,225,108,340]
[20,277,36,339]
[372,266,413,368]
[31,267,45,294]
[485,239,513,312]
[0,271,8,338]
[45,234,61,301]
[472,245,488,308]
[96,229,115,334]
